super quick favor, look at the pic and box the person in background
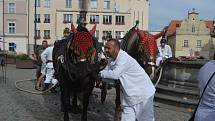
[100,38,155,121]
[156,38,172,66]
[33,40,48,90]
[41,45,58,91]
[194,53,215,121]
[77,17,89,32]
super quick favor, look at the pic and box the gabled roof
[166,20,182,36]
[166,20,214,36]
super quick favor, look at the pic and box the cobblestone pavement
[0,64,191,121]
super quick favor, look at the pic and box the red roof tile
[166,20,182,36]
[166,20,214,36]
[205,20,214,29]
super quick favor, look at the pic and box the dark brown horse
[53,24,106,121]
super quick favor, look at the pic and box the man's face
[42,42,48,48]
[161,42,166,47]
[104,41,117,58]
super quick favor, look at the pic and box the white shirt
[100,50,155,106]
[41,46,54,64]
[158,44,172,58]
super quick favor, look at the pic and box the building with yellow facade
[167,9,215,59]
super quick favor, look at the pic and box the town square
[0,0,215,121]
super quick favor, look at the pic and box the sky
[149,0,215,31]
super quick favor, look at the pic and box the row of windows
[183,40,202,48]
[35,0,51,8]
[35,0,111,9]
[34,14,125,24]
[63,14,125,24]
[8,0,111,13]
[35,30,51,39]
[35,14,51,23]
[92,30,124,40]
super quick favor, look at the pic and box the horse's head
[121,27,159,79]
[68,24,97,64]
[121,28,158,66]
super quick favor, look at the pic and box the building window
[104,0,110,9]
[63,14,73,23]
[44,14,50,23]
[197,40,202,48]
[103,15,112,24]
[8,3,15,13]
[66,0,72,8]
[192,26,195,32]
[35,0,41,7]
[90,15,99,24]
[8,22,15,34]
[183,40,189,47]
[115,16,125,25]
[35,14,41,23]
[91,0,97,9]
[176,24,180,27]
[44,30,50,39]
[9,43,15,52]
[102,31,112,40]
[34,30,41,39]
[44,0,51,8]
[115,31,124,39]
[79,0,86,9]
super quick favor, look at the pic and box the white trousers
[121,96,155,121]
[44,63,58,85]
[156,57,163,66]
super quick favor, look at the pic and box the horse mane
[120,27,158,66]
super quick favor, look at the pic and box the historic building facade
[1,0,29,53]
[1,0,149,54]
[27,0,149,54]
[167,9,215,59]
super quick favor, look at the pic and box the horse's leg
[101,81,107,104]
[62,85,70,121]
[114,81,121,121]
[81,83,94,121]
[72,91,82,114]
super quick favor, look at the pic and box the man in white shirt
[100,38,155,121]
[41,46,58,91]
[156,38,172,66]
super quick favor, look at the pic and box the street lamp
[34,0,37,53]
[3,0,5,51]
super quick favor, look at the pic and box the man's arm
[153,26,168,39]
[100,57,128,80]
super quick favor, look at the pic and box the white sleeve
[100,56,128,80]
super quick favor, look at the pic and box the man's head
[42,40,48,49]
[80,17,88,27]
[104,38,120,60]
[160,38,167,47]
